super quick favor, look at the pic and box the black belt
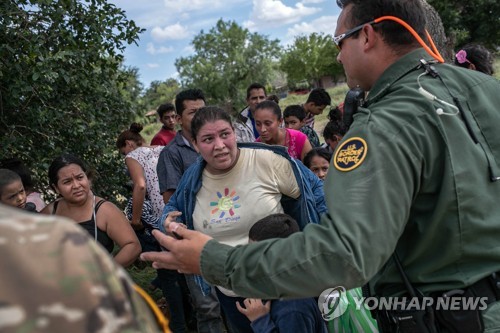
[434,272,500,305]
[375,272,500,333]
[467,272,500,304]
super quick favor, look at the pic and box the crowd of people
[1,0,499,332]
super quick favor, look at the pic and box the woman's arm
[300,138,313,162]
[99,201,141,267]
[125,157,146,230]
[40,202,54,215]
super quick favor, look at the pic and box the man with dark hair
[302,88,331,129]
[144,0,500,331]
[151,103,177,146]
[234,83,267,142]
[157,89,205,205]
[156,88,224,333]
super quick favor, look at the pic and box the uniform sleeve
[271,153,300,199]
[201,113,425,298]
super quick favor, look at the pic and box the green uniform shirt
[200,49,500,327]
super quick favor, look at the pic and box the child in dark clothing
[283,105,321,147]
[236,213,328,333]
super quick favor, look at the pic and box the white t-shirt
[192,148,300,295]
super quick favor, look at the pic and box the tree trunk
[420,0,454,62]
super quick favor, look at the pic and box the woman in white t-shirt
[159,106,327,333]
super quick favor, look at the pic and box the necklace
[92,192,97,242]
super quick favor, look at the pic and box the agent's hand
[236,298,271,322]
[140,223,212,274]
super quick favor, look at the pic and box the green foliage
[175,19,281,111]
[427,0,500,49]
[127,264,163,300]
[141,78,180,113]
[494,56,500,80]
[280,33,344,88]
[0,0,144,202]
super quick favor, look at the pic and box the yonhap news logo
[318,286,489,321]
[318,286,349,320]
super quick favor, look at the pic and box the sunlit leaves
[0,0,144,202]
[175,19,281,110]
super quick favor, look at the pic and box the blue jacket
[251,298,328,333]
[159,142,327,233]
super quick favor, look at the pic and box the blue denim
[184,274,225,333]
[158,268,186,333]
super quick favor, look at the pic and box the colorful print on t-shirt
[210,187,241,219]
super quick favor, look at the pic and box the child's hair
[283,105,306,121]
[454,43,494,76]
[306,88,331,106]
[0,169,22,196]
[323,120,347,141]
[303,147,333,169]
[249,213,300,241]
[266,94,280,104]
[116,123,145,149]
[157,103,176,118]
[0,158,36,192]
[328,105,343,122]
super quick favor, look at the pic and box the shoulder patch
[333,137,368,172]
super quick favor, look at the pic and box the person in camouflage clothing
[0,204,169,333]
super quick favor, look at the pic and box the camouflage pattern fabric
[0,204,168,333]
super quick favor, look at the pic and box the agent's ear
[468,63,477,71]
[362,23,378,51]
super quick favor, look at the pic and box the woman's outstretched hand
[140,223,213,275]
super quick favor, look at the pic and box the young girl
[303,148,332,181]
[254,100,312,161]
